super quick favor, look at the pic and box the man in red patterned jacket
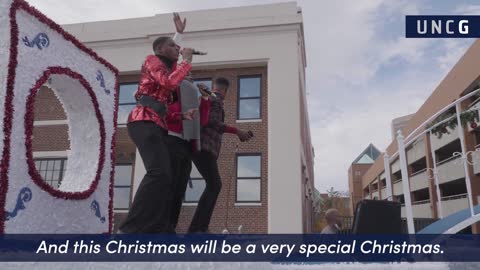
[118,23,197,233]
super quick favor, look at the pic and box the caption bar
[0,234,479,262]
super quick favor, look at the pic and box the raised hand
[181,48,194,63]
[183,108,198,120]
[173,12,186,33]
[197,83,210,97]
[237,130,253,142]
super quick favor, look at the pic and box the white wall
[267,33,303,233]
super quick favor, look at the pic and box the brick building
[347,144,380,215]
[350,39,480,233]
[31,2,314,233]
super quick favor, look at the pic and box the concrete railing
[412,200,433,218]
[388,88,480,232]
[393,179,403,196]
[430,125,459,151]
[436,156,465,184]
[407,139,426,163]
[409,169,429,191]
[441,194,469,217]
[380,188,386,200]
[472,149,480,175]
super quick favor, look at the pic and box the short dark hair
[214,77,230,90]
[152,36,170,53]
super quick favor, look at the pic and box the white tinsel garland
[0,0,119,233]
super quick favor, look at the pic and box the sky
[28,0,480,193]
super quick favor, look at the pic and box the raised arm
[173,32,183,47]
[173,12,186,47]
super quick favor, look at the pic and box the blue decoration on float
[91,200,106,223]
[5,187,32,221]
[96,70,111,95]
[22,33,49,49]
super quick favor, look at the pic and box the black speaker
[351,200,402,234]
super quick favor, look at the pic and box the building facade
[354,39,480,233]
[347,144,380,215]
[391,114,414,141]
[31,2,314,233]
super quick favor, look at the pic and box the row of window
[34,159,67,189]
[118,76,262,124]
[34,154,262,210]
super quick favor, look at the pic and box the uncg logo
[405,16,477,38]
[416,19,469,35]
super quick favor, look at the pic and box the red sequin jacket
[127,55,192,129]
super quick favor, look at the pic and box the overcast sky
[29,0,480,193]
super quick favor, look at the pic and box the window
[236,154,261,202]
[238,76,261,120]
[114,164,133,210]
[412,188,430,203]
[185,164,206,203]
[118,83,138,125]
[34,158,67,188]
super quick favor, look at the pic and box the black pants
[189,151,222,233]
[119,121,173,233]
[165,135,193,231]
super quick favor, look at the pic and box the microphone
[192,49,207,55]
[197,85,216,98]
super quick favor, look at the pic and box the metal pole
[383,154,393,201]
[429,130,444,218]
[397,130,415,233]
[455,103,475,217]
